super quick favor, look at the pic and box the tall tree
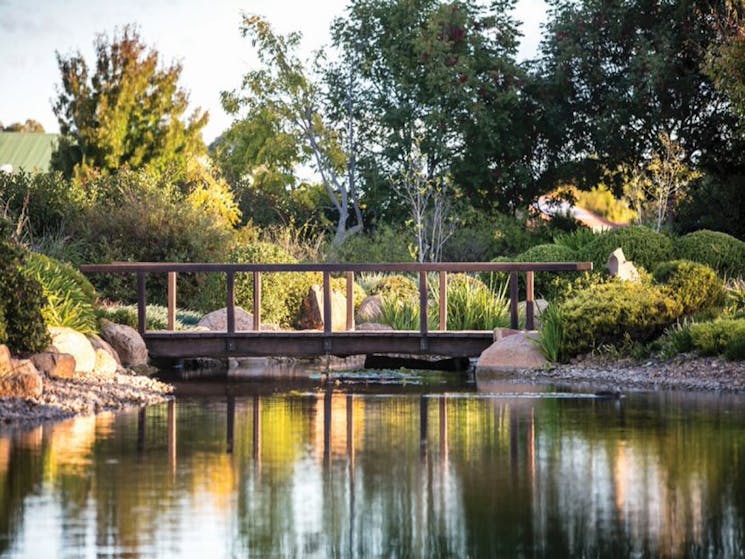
[51,25,207,179]
[535,0,739,190]
[328,0,534,214]
[223,16,363,245]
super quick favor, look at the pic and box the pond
[1,372,744,558]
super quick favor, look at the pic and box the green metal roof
[0,132,59,172]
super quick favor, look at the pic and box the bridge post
[253,272,261,331]
[226,271,236,335]
[419,272,429,351]
[323,271,332,352]
[439,271,447,331]
[526,271,535,330]
[137,272,146,336]
[509,272,519,329]
[167,272,177,330]
[346,271,355,331]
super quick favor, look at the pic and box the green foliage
[653,260,724,316]
[52,25,207,179]
[517,243,580,299]
[0,240,50,353]
[435,274,509,331]
[725,278,745,314]
[553,228,598,252]
[688,320,745,356]
[379,294,421,331]
[537,303,564,362]
[538,0,736,191]
[369,275,419,301]
[24,252,97,334]
[674,230,745,278]
[0,171,89,242]
[96,304,202,331]
[232,241,317,327]
[657,321,695,359]
[0,304,6,344]
[75,168,233,308]
[558,281,682,358]
[327,225,413,263]
[579,226,673,271]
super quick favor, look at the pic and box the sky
[0,0,548,143]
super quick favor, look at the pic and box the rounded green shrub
[580,226,673,272]
[688,320,745,356]
[370,275,419,301]
[559,281,682,359]
[517,244,580,299]
[24,252,98,334]
[0,240,50,353]
[232,241,319,327]
[653,260,724,316]
[674,230,745,278]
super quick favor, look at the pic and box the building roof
[0,132,59,172]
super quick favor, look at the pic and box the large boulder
[0,360,43,399]
[198,307,254,331]
[49,327,96,373]
[0,345,11,376]
[477,330,548,373]
[356,295,383,324]
[607,247,640,282]
[88,334,121,366]
[100,320,148,367]
[30,351,76,380]
[298,285,349,331]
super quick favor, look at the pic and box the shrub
[369,274,420,301]
[579,226,673,272]
[517,244,580,299]
[688,320,745,356]
[74,168,234,308]
[232,241,318,327]
[0,304,7,344]
[653,260,724,316]
[553,228,598,252]
[0,240,50,353]
[379,294,421,330]
[674,230,745,278]
[330,276,367,309]
[96,304,202,331]
[537,303,563,362]
[435,274,509,331]
[326,224,413,263]
[24,252,98,334]
[558,281,682,358]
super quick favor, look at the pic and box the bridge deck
[144,330,494,359]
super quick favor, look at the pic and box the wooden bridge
[80,262,592,359]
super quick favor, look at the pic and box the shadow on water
[0,367,744,557]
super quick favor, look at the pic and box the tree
[223,16,363,245]
[328,0,534,214]
[535,0,739,191]
[51,25,207,179]
[2,119,45,133]
[393,140,454,262]
[705,2,745,122]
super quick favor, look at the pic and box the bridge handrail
[80,261,593,343]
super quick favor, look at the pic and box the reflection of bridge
[80,261,591,359]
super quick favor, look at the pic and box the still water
[1,374,744,558]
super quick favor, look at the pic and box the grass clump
[96,304,202,331]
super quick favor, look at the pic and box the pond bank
[510,354,745,393]
[0,370,173,429]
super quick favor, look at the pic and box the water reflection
[0,387,744,557]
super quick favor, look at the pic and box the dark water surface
[1,374,744,558]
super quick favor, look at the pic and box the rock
[0,345,11,376]
[517,299,550,329]
[100,320,149,367]
[356,322,394,331]
[88,334,121,366]
[197,307,254,331]
[298,285,349,331]
[49,327,96,373]
[607,248,640,282]
[356,295,383,323]
[0,360,43,399]
[93,349,118,376]
[30,351,76,380]
[477,330,548,372]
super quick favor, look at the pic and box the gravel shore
[513,354,745,393]
[0,370,173,429]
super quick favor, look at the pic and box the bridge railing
[79,262,592,339]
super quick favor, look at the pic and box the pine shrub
[579,226,673,272]
[674,230,745,278]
